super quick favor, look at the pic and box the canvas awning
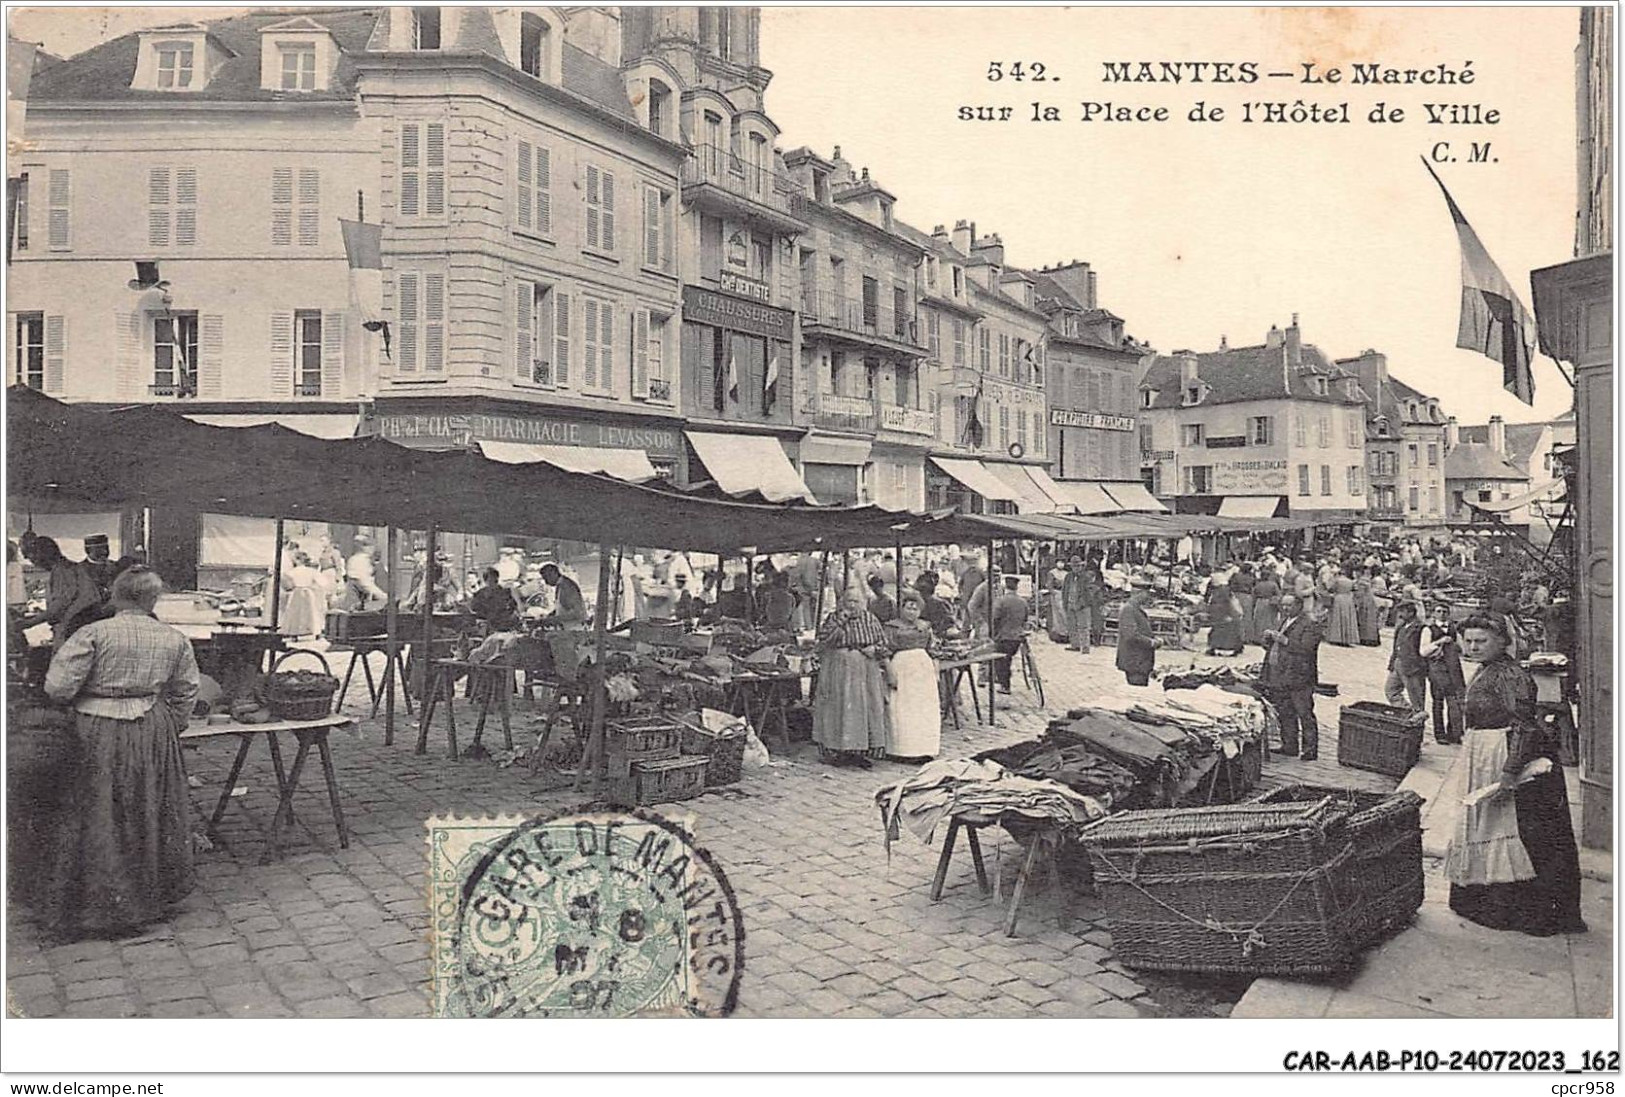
[685,431,818,504]
[1021,466,1082,513]
[1217,496,1283,520]
[1468,478,1567,514]
[185,413,361,439]
[1045,479,1119,515]
[1101,482,1168,512]
[985,462,1058,514]
[929,457,1020,502]
[799,434,873,467]
[478,441,657,483]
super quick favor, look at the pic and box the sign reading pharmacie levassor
[683,284,794,341]
[371,412,683,458]
[1049,408,1136,432]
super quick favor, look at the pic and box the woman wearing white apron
[883,591,941,760]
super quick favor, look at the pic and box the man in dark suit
[1114,584,1158,686]
[1262,592,1324,759]
[1385,600,1428,712]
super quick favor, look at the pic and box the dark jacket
[1263,613,1322,690]
[1115,601,1157,676]
[1389,619,1426,675]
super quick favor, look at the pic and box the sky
[9,4,1588,425]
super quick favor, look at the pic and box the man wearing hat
[1385,600,1428,712]
[1060,555,1092,654]
[990,574,1029,694]
[82,534,116,606]
[1115,583,1159,686]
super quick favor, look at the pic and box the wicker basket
[678,717,748,786]
[609,755,708,806]
[1077,799,1366,976]
[263,650,340,720]
[1337,702,1426,778]
[1248,784,1425,950]
[604,716,681,779]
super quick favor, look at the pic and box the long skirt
[1207,612,1242,654]
[280,587,326,636]
[1236,592,1258,644]
[1250,598,1280,642]
[1354,591,1382,645]
[1325,593,1361,646]
[813,648,887,757]
[44,706,196,937]
[1448,729,1585,935]
[886,648,941,759]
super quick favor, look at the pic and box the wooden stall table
[724,669,807,750]
[177,625,287,703]
[417,658,524,759]
[332,635,415,717]
[919,812,1070,937]
[182,714,352,864]
[936,651,1005,729]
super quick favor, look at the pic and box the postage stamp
[428,806,745,1018]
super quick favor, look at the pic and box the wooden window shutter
[197,314,223,397]
[581,297,599,388]
[424,273,446,371]
[553,290,570,386]
[585,166,600,250]
[598,299,613,391]
[643,186,660,267]
[175,168,198,246]
[600,170,615,251]
[396,273,418,372]
[43,315,65,394]
[534,145,551,235]
[115,312,141,397]
[399,123,420,217]
[297,169,319,246]
[631,308,649,398]
[271,167,293,246]
[148,167,171,247]
[269,311,295,394]
[516,139,533,229]
[425,123,446,217]
[515,280,533,379]
[321,311,344,397]
[47,169,70,250]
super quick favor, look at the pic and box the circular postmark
[440,806,744,1018]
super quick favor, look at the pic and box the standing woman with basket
[41,568,200,940]
[813,587,889,769]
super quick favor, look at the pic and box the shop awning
[799,434,873,467]
[1469,478,1567,514]
[185,412,362,439]
[929,457,1020,502]
[986,462,1058,514]
[1045,479,1119,516]
[1101,482,1168,512]
[685,431,818,504]
[1217,496,1283,520]
[478,441,657,483]
[1022,466,1081,513]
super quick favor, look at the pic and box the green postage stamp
[428,807,744,1018]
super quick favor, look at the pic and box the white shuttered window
[399,121,446,219]
[581,298,614,392]
[515,139,552,236]
[148,167,198,247]
[585,165,616,252]
[396,271,446,373]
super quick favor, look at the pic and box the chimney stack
[1488,414,1507,455]
[1265,324,1284,349]
[1179,353,1200,385]
[951,219,975,256]
[1085,270,1098,308]
[1445,416,1460,451]
[1219,335,1229,351]
[1284,314,1302,365]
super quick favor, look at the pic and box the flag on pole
[764,348,780,412]
[726,344,740,403]
[340,218,389,357]
[1422,158,1537,405]
[963,379,985,447]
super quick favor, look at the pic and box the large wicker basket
[263,650,340,720]
[1248,784,1425,950]
[1337,702,1426,777]
[1078,799,1366,976]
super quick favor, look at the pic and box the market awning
[1045,479,1120,515]
[1022,466,1082,513]
[478,441,657,483]
[1217,496,1283,520]
[685,431,818,504]
[985,462,1058,514]
[799,434,873,467]
[1468,478,1567,514]
[184,412,361,439]
[1101,482,1168,512]
[929,456,1020,502]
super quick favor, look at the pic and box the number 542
[988,61,1049,81]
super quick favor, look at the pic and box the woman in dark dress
[1231,564,1258,645]
[1446,615,1586,936]
[812,589,889,768]
[1204,582,1243,656]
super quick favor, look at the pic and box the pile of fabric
[1158,663,1264,691]
[875,758,1109,852]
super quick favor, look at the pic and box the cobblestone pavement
[7,626,1403,1020]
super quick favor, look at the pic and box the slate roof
[1140,340,1365,408]
[1456,422,1550,477]
[27,7,636,120]
[1443,441,1529,481]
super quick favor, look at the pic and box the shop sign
[1214,458,1289,493]
[1205,435,1248,449]
[683,285,794,341]
[1049,408,1136,432]
[1145,449,1175,461]
[879,406,936,436]
[370,412,683,457]
[718,270,772,303]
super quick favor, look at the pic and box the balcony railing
[811,393,876,432]
[683,143,795,206]
[149,378,196,398]
[800,288,924,348]
[647,377,673,403]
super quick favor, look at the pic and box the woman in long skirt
[1231,563,1258,645]
[1250,573,1281,642]
[813,589,889,768]
[42,569,200,939]
[1354,568,1382,646]
[1446,615,1585,936]
[1205,583,1243,656]
[1325,570,1361,646]
[883,591,941,760]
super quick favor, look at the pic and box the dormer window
[413,8,441,50]
[1184,385,1202,406]
[520,14,549,78]
[1312,376,1329,396]
[1142,389,1158,409]
[647,79,670,137]
[811,167,829,203]
[951,267,963,297]
[156,41,194,88]
[279,42,316,90]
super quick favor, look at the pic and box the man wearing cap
[1385,600,1428,712]
[82,534,116,605]
[990,575,1029,694]
[1060,555,1092,654]
[1115,584,1159,687]
[1261,592,1324,759]
[540,564,587,629]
